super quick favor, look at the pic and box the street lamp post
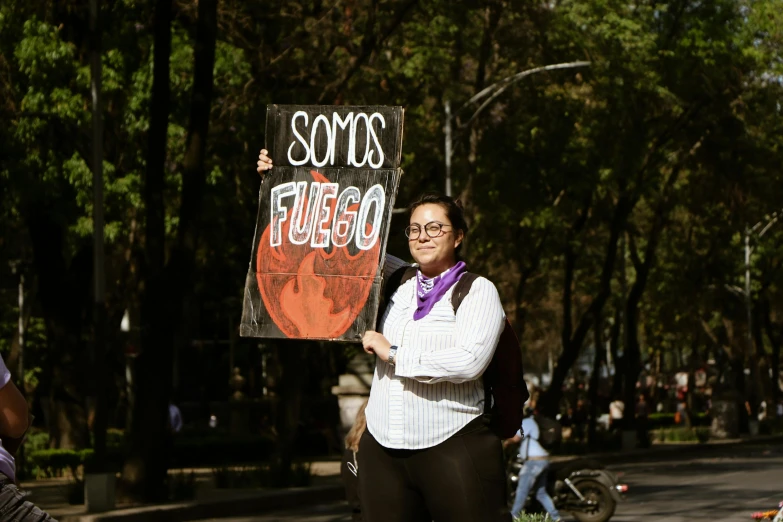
[85,0,116,513]
[742,209,783,434]
[8,261,26,479]
[8,261,24,389]
[442,61,591,196]
[444,100,453,197]
[89,0,107,468]
[743,209,783,355]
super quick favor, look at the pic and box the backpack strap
[384,266,417,304]
[522,432,531,461]
[448,273,494,416]
[451,272,479,313]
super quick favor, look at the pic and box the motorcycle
[507,456,627,522]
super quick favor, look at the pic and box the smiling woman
[358,193,511,522]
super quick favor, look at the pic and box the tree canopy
[1,0,782,499]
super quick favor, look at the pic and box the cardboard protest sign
[240,105,404,341]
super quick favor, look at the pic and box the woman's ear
[454,229,464,249]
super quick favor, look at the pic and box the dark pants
[0,475,58,522]
[358,417,511,522]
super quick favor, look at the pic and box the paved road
[197,441,783,522]
[198,502,352,522]
[609,442,783,521]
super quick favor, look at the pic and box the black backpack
[379,266,529,439]
[532,414,562,449]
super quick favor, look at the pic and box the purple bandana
[414,261,467,321]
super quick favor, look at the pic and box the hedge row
[25,432,276,478]
[647,412,711,428]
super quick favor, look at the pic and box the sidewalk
[27,461,345,522]
[26,434,783,522]
[575,433,783,467]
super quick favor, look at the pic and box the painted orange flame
[256,171,381,338]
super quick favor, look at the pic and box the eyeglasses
[405,221,452,240]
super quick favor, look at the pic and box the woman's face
[408,203,463,277]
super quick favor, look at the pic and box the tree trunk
[610,306,623,399]
[761,296,781,407]
[24,211,92,449]
[272,341,309,485]
[5,302,32,380]
[622,284,642,432]
[459,0,503,249]
[751,300,770,403]
[122,0,173,502]
[622,160,683,428]
[560,235,577,380]
[587,313,603,448]
[123,0,219,501]
[539,193,633,417]
[541,113,700,419]
[513,234,548,335]
[167,0,218,298]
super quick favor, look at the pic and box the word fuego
[270,181,385,250]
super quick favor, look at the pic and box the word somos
[287,111,387,169]
[270,182,386,250]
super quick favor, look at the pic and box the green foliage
[23,429,274,478]
[652,427,711,443]
[647,413,711,428]
[88,428,126,450]
[27,448,88,479]
[20,429,52,477]
[513,514,549,522]
[212,461,311,489]
[1,0,782,469]
[25,431,126,478]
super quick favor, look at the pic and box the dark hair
[408,193,468,255]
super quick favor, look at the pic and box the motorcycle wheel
[570,480,616,522]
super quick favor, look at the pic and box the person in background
[676,395,690,426]
[504,409,561,521]
[165,398,183,469]
[168,403,183,434]
[571,399,587,443]
[635,394,650,448]
[757,400,767,422]
[0,353,58,521]
[609,397,625,430]
[560,406,573,435]
[342,400,368,522]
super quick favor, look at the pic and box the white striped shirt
[365,255,506,449]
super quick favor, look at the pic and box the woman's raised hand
[256,149,273,177]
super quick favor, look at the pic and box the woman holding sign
[258,150,510,522]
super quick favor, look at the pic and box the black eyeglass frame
[404,221,453,240]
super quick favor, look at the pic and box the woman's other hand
[362,330,392,362]
[257,149,273,177]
